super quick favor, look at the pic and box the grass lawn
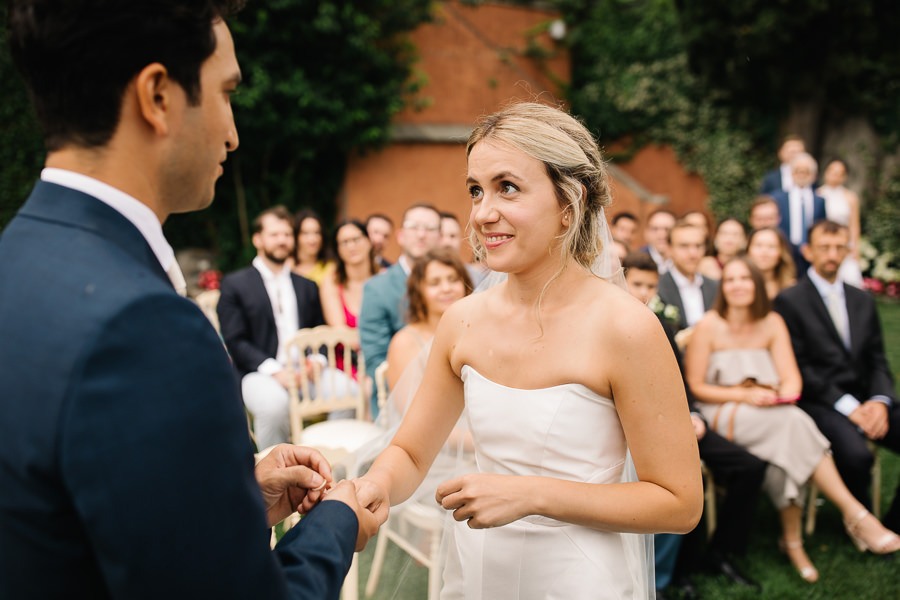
[347,299,900,599]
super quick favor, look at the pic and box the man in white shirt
[657,221,719,332]
[218,206,354,449]
[774,220,900,534]
[771,153,827,272]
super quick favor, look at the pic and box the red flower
[863,277,884,294]
[198,269,222,291]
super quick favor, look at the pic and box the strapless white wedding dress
[439,365,651,599]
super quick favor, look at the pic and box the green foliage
[676,0,900,138]
[560,0,767,221]
[0,10,45,232]
[165,1,435,271]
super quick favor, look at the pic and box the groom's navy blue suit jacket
[0,181,356,599]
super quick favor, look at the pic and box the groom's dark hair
[7,0,244,151]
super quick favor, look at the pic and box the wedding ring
[311,480,327,492]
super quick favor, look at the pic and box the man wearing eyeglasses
[359,203,442,417]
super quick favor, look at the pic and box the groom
[0,2,380,598]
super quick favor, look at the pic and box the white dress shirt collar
[41,167,175,273]
[780,163,795,191]
[669,266,705,327]
[252,256,298,366]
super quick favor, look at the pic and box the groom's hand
[256,444,333,527]
[437,473,531,529]
[324,481,381,551]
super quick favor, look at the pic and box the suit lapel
[844,283,865,357]
[659,273,687,329]
[21,181,170,286]
[801,278,848,354]
[248,268,277,329]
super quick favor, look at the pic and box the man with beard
[219,206,349,449]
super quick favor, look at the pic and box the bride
[354,103,702,599]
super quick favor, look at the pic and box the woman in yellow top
[292,209,333,285]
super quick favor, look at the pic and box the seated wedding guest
[440,211,488,287]
[818,159,863,287]
[774,220,900,541]
[657,220,718,333]
[292,209,333,285]
[386,248,473,387]
[623,253,766,597]
[320,219,378,329]
[640,208,677,273]
[319,219,379,376]
[359,203,442,417]
[681,210,711,240]
[219,207,353,448]
[760,135,806,194]
[771,153,826,273]
[699,218,747,281]
[0,2,374,597]
[612,238,630,263]
[748,195,782,230]
[611,211,639,247]
[366,213,394,270]
[747,227,796,299]
[685,256,900,583]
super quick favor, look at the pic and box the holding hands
[254,444,386,550]
[256,444,334,526]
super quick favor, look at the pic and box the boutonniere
[648,295,680,324]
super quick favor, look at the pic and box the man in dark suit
[770,152,827,273]
[359,202,441,416]
[624,253,765,598]
[218,206,354,449]
[774,220,900,533]
[0,2,381,598]
[759,135,806,194]
[657,221,719,332]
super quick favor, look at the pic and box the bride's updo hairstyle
[466,102,612,275]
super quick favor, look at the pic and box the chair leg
[341,554,359,600]
[364,529,390,597]
[427,528,443,600]
[700,462,717,540]
[805,484,819,536]
[872,445,882,519]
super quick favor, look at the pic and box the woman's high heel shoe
[778,538,819,583]
[844,509,900,554]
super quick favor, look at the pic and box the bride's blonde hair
[466,102,612,274]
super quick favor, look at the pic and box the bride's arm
[357,305,465,507]
[437,301,702,535]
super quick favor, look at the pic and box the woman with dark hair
[320,219,378,330]
[747,227,796,299]
[698,217,747,280]
[292,209,333,285]
[685,256,900,583]
[385,248,472,387]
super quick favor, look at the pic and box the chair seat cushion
[299,419,383,452]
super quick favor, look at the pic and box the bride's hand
[351,477,390,527]
[436,474,531,529]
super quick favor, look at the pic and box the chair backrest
[194,289,221,333]
[284,325,367,442]
[374,360,389,425]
